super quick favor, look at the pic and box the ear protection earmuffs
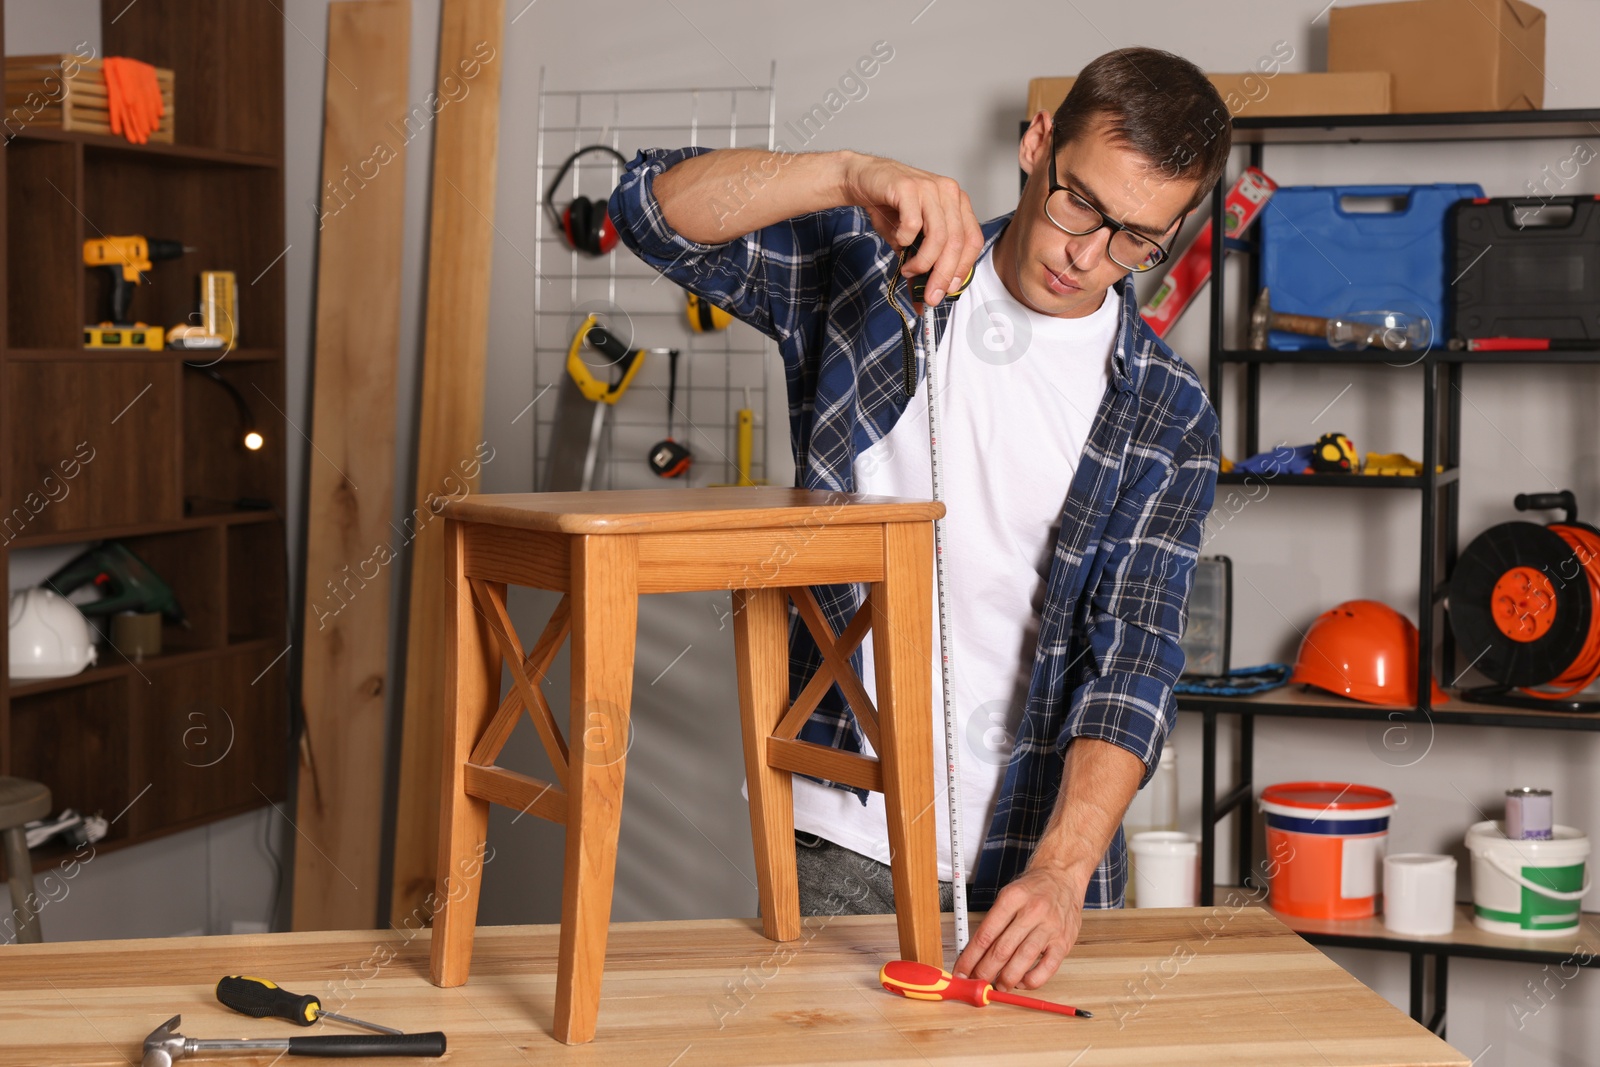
[546,144,628,256]
[685,291,732,333]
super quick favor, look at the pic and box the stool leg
[3,826,40,944]
[733,587,799,942]
[872,522,943,966]
[430,521,503,987]
[554,534,639,1045]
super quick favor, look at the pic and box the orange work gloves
[103,57,164,144]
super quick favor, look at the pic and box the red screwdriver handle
[879,960,1091,1018]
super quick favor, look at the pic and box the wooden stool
[428,488,946,1043]
[0,777,51,944]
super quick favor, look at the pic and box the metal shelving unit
[1186,107,1600,1038]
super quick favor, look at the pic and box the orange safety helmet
[1290,599,1448,706]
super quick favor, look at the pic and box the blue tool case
[1258,183,1484,349]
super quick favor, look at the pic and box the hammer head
[1249,287,1272,351]
[142,1015,187,1067]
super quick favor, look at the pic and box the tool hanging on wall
[647,348,692,478]
[1450,491,1600,710]
[709,388,766,487]
[896,230,972,955]
[546,313,674,491]
[546,145,627,255]
[685,291,732,332]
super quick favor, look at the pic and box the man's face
[1002,112,1199,319]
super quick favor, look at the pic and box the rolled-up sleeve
[1058,400,1219,787]
[607,146,852,346]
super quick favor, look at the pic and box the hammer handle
[287,1031,446,1057]
[1270,311,1328,338]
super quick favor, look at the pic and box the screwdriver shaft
[318,1009,404,1036]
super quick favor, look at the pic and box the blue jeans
[792,831,955,916]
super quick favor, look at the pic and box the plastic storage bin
[1259,183,1483,349]
[1450,195,1600,341]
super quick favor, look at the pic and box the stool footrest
[464,764,568,824]
[767,738,882,792]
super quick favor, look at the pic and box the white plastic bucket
[1465,821,1590,937]
[1129,831,1200,908]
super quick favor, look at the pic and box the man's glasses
[1044,148,1171,273]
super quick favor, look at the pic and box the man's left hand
[952,863,1086,991]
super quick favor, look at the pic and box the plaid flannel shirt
[609,147,1218,909]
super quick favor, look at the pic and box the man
[608,47,1225,993]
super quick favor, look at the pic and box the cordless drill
[82,235,189,326]
[45,542,188,627]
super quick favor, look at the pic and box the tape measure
[917,283,969,956]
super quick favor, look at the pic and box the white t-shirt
[791,248,1119,881]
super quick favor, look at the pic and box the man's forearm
[1029,737,1147,890]
[653,147,856,244]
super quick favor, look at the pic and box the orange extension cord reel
[1448,490,1600,707]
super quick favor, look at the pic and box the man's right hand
[840,153,986,307]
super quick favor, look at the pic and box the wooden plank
[0,913,1470,1065]
[390,0,508,926]
[289,0,411,931]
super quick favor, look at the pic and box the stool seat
[1,776,50,945]
[445,487,942,533]
[428,488,946,1044]
[0,778,50,830]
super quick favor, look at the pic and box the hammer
[141,1015,445,1065]
[1249,287,1329,350]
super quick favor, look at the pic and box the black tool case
[1449,195,1600,340]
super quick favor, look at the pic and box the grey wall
[7,1,1600,1062]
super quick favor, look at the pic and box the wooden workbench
[0,909,1466,1065]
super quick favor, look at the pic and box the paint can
[1505,787,1554,841]
[1259,781,1396,920]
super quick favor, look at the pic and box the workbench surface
[0,909,1466,1065]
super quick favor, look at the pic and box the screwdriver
[879,960,1093,1018]
[216,975,404,1035]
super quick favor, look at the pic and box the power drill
[82,235,190,326]
[45,542,188,627]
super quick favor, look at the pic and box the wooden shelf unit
[0,2,290,874]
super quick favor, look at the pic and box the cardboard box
[1328,0,1546,112]
[1025,72,1390,122]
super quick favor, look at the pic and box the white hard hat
[9,587,98,679]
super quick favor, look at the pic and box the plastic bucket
[1260,782,1396,920]
[1129,831,1200,908]
[1466,821,1590,937]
